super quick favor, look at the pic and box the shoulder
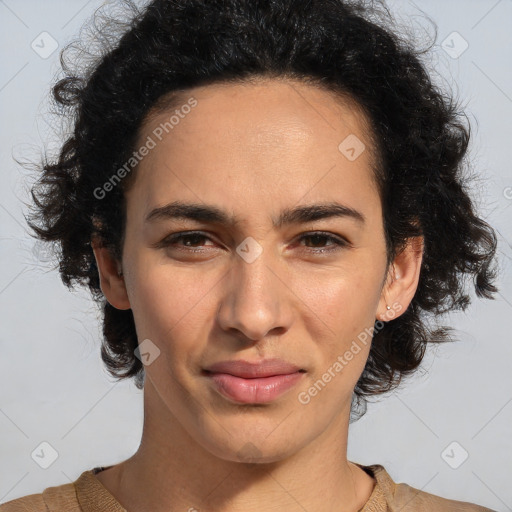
[0,481,80,512]
[0,492,47,511]
[357,463,497,512]
[392,480,497,511]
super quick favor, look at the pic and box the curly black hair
[26,0,499,413]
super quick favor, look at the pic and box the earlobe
[377,236,424,321]
[91,239,131,310]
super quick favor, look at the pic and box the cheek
[123,252,180,334]
[312,265,382,327]
[309,266,382,372]
[125,254,219,354]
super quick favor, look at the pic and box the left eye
[298,233,348,252]
[158,231,349,254]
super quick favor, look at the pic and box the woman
[1,0,500,510]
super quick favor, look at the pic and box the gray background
[0,0,511,510]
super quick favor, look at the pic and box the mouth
[202,370,306,404]
[202,358,307,404]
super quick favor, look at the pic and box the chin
[196,425,304,465]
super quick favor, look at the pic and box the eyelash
[157,230,350,255]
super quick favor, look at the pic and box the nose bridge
[217,242,290,340]
[236,248,274,304]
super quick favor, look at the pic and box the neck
[96,380,375,512]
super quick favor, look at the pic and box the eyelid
[155,230,352,252]
[300,231,351,246]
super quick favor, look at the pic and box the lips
[203,358,306,404]
[203,358,304,378]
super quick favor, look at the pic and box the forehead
[140,78,375,156]
[127,78,380,225]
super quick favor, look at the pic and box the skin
[92,78,423,512]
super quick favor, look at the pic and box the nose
[216,248,294,343]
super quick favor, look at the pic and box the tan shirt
[0,463,496,511]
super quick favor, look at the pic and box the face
[97,78,412,463]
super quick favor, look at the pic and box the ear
[377,236,424,322]
[91,237,131,310]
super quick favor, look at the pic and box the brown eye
[297,232,349,253]
[169,233,211,247]
[157,231,217,252]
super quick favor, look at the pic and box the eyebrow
[145,200,366,228]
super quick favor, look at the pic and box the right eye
[157,231,218,252]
